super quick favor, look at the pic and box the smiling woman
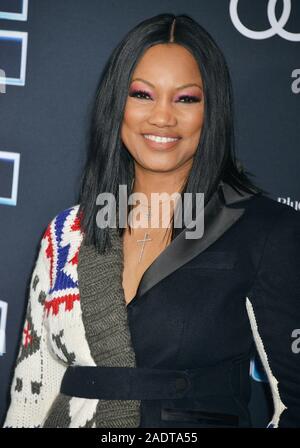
[3,13,300,429]
[120,42,207,292]
[122,44,204,160]
[78,13,266,256]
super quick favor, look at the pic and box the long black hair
[77,13,268,254]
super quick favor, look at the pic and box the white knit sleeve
[2,226,67,428]
[245,206,300,428]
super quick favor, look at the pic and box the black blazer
[36,180,300,429]
[118,181,300,428]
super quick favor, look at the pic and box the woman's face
[121,43,205,174]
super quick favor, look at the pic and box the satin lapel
[134,181,257,300]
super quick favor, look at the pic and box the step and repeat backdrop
[0,0,299,428]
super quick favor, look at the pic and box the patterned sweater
[2,205,100,428]
[2,201,300,428]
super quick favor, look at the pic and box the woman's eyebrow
[131,78,202,91]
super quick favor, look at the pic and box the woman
[3,13,300,428]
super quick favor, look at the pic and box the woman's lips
[141,134,181,150]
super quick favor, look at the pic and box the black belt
[60,357,248,401]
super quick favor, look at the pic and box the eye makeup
[128,88,202,103]
[174,94,201,103]
[129,88,152,99]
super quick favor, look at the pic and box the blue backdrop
[0,0,299,427]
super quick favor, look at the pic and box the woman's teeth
[143,134,180,143]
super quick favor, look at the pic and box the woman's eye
[129,91,201,103]
[177,95,201,103]
[129,90,151,100]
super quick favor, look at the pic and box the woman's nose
[147,100,177,127]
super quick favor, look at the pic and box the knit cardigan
[2,204,141,428]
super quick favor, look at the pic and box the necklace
[129,177,175,263]
[136,233,152,263]
[135,227,172,263]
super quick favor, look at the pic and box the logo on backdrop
[291,329,300,354]
[0,151,20,206]
[0,300,8,356]
[278,196,300,211]
[250,354,268,382]
[0,69,6,93]
[230,0,300,41]
[291,69,300,93]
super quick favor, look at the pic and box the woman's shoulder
[45,203,81,233]
[242,193,300,248]
[42,203,83,258]
[246,192,299,225]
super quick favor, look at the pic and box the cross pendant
[137,232,152,263]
